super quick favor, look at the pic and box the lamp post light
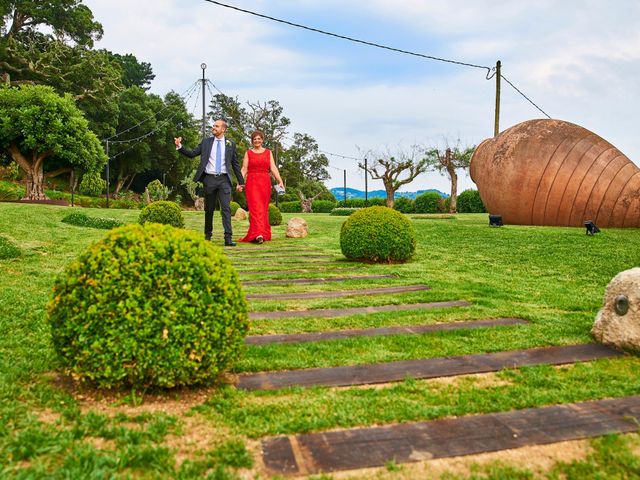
[201,63,207,141]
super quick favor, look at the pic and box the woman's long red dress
[240,149,272,242]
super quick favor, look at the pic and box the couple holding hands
[174,119,284,246]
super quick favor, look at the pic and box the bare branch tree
[424,141,475,213]
[358,145,429,209]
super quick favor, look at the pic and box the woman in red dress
[239,130,284,243]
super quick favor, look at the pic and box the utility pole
[201,63,207,140]
[494,60,501,137]
[105,140,110,208]
[343,169,347,205]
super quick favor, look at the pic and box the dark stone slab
[245,318,529,345]
[246,285,430,301]
[240,267,359,276]
[238,344,622,391]
[243,274,397,286]
[250,300,471,320]
[262,395,640,475]
[231,255,333,262]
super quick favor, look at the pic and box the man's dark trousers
[203,173,233,242]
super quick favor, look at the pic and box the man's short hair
[214,119,228,130]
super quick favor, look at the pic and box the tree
[104,51,155,90]
[278,132,329,188]
[0,84,107,200]
[424,144,475,213]
[0,2,123,138]
[209,94,291,155]
[359,145,429,209]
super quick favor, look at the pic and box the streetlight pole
[201,63,207,141]
[105,140,110,208]
[494,60,501,137]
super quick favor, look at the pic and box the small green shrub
[146,179,171,202]
[230,201,241,216]
[61,211,124,230]
[138,201,184,228]
[47,223,249,388]
[78,172,106,197]
[340,206,416,263]
[457,189,486,213]
[0,235,21,260]
[415,191,444,213]
[367,197,387,206]
[279,201,301,213]
[0,183,20,201]
[0,161,20,180]
[330,207,360,216]
[268,203,282,226]
[393,196,415,213]
[311,200,336,213]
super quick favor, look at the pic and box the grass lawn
[1,202,640,479]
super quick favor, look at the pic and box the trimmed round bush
[415,191,444,213]
[268,203,282,226]
[393,196,415,213]
[79,171,106,197]
[230,201,241,216]
[138,201,184,228]
[457,189,486,213]
[47,223,249,388]
[340,206,416,263]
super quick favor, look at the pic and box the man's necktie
[215,140,222,173]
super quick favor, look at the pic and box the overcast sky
[83,0,640,194]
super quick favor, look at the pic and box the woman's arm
[269,151,284,187]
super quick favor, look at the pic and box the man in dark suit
[174,119,244,246]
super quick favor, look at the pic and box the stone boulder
[592,267,640,352]
[286,217,308,238]
[234,207,248,221]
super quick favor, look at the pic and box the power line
[104,81,200,141]
[203,0,492,75]
[203,0,550,118]
[501,74,552,119]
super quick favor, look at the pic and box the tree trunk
[449,169,458,213]
[9,144,49,200]
[384,181,395,208]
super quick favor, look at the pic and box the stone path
[249,300,471,320]
[246,284,429,300]
[244,318,528,345]
[262,395,640,476]
[242,274,396,286]
[237,344,621,391]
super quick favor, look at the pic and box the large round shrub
[457,189,486,213]
[415,191,444,213]
[138,201,184,228]
[47,223,249,388]
[79,171,106,197]
[340,206,416,263]
[268,203,282,226]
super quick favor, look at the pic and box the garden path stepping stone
[245,318,528,345]
[240,267,359,276]
[261,394,640,475]
[237,343,621,390]
[250,300,471,320]
[230,255,333,262]
[246,285,430,301]
[243,274,397,286]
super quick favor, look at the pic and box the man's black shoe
[224,241,237,246]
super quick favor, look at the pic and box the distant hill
[330,187,448,201]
